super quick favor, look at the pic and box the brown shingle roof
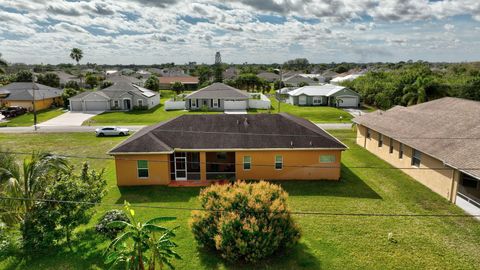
[353,97,480,179]
[109,113,347,154]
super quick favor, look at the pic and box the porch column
[200,152,207,181]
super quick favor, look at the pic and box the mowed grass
[3,108,65,127]
[0,130,479,269]
[87,91,353,125]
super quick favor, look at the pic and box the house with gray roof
[283,74,319,87]
[354,97,480,215]
[287,84,360,108]
[257,72,280,82]
[0,82,63,111]
[69,81,159,112]
[185,83,250,111]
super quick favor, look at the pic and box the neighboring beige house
[353,97,480,215]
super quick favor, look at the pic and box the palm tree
[0,53,7,74]
[70,48,83,65]
[105,202,181,270]
[0,151,69,225]
[402,76,447,106]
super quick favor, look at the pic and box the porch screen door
[175,157,187,180]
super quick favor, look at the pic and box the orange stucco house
[109,113,347,186]
[0,82,63,111]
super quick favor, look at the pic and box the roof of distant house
[353,97,480,179]
[109,113,347,154]
[0,82,63,101]
[283,74,318,85]
[257,72,280,81]
[185,82,249,100]
[288,84,359,97]
[158,76,199,84]
[107,74,144,85]
[70,81,157,100]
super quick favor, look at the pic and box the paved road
[0,123,352,133]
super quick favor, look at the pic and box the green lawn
[0,131,479,269]
[2,108,65,127]
[87,93,352,126]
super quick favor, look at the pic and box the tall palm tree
[70,48,83,65]
[402,76,447,106]
[0,151,69,225]
[0,53,8,74]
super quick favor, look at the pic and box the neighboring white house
[164,83,271,112]
[287,84,361,108]
[69,81,160,112]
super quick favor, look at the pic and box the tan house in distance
[354,97,480,215]
[109,113,347,186]
[0,82,63,111]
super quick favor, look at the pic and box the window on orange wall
[243,156,251,170]
[319,155,335,163]
[275,155,283,170]
[399,143,404,159]
[137,160,149,178]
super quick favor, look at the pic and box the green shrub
[190,181,300,263]
[95,209,128,239]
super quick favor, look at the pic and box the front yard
[86,95,352,126]
[1,108,65,127]
[0,130,479,269]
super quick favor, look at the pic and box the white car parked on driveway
[95,126,129,137]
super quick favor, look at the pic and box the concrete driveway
[343,108,366,117]
[37,111,103,127]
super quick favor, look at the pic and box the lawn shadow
[116,186,201,204]
[197,242,321,270]
[270,166,382,200]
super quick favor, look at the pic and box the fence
[164,99,186,111]
[248,93,271,109]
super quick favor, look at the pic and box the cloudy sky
[0,0,480,64]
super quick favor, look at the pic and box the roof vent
[309,141,313,146]
[290,141,293,147]
[236,119,240,125]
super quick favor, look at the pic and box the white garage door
[85,101,109,111]
[224,100,247,110]
[337,96,358,108]
[70,101,83,111]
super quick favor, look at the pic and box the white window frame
[319,155,336,163]
[138,99,144,107]
[213,99,219,108]
[191,99,197,108]
[114,100,119,107]
[312,96,322,105]
[243,156,251,171]
[137,160,149,179]
[275,155,283,170]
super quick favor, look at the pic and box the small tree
[15,70,33,82]
[37,73,60,88]
[298,81,309,87]
[100,80,113,89]
[171,81,184,95]
[104,202,181,270]
[145,75,160,91]
[85,74,98,88]
[65,80,80,90]
[190,181,300,263]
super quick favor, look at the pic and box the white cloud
[444,23,455,31]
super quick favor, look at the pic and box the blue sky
[0,0,479,64]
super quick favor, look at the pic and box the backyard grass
[2,108,65,127]
[87,93,353,126]
[0,130,479,269]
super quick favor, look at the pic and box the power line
[1,196,478,218]
[1,151,478,171]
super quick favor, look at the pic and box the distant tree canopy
[37,73,60,88]
[342,62,480,109]
[171,81,184,94]
[283,58,310,71]
[225,73,270,93]
[85,74,98,88]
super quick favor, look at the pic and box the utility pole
[31,71,37,131]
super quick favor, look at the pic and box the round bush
[190,181,301,262]
[95,210,128,239]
